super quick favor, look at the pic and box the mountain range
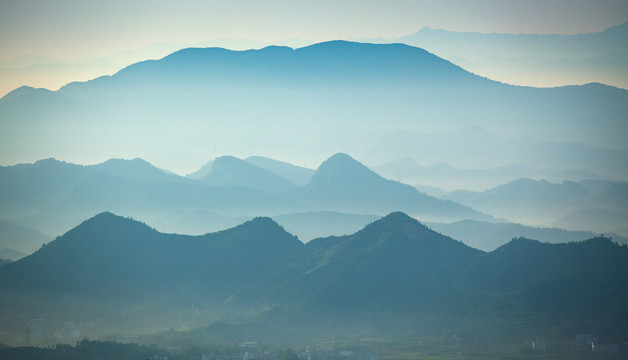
[369,128,628,190]
[2,22,625,99]
[1,211,626,345]
[0,153,488,241]
[1,40,626,178]
[443,178,628,236]
[3,152,626,260]
[397,21,628,89]
[430,219,628,252]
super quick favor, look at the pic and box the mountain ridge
[2,40,627,174]
[0,211,626,342]
[1,154,491,238]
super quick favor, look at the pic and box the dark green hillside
[1,211,627,344]
[254,212,483,322]
[478,237,628,335]
[0,212,302,327]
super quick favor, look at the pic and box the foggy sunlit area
[0,1,627,359]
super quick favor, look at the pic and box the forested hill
[1,211,626,339]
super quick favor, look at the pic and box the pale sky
[1,0,627,61]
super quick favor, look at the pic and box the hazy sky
[1,0,627,60]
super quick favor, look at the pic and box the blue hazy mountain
[0,248,26,262]
[444,178,628,237]
[198,155,298,193]
[0,219,52,256]
[0,154,489,238]
[291,153,490,222]
[0,158,187,224]
[367,127,628,186]
[244,156,315,187]
[1,41,626,176]
[91,158,183,183]
[3,154,623,246]
[188,157,314,187]
[430,219,628,252]
[2,212,626,340]
[397,22,628,89]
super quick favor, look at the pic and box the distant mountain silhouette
[555,207,628,238]
[0,248,26,262]
[1,41,627,174]
[0,219,51,256]
[245,156,315,187]
[431,219,628,252]
[309,153,383,189]
[0,155,491,236]
[367,127,627,185]
[446,178,589,208]
[294,153,489,221]
[92,158,182,183]
[186,160,213,179]
[0,158,86,220]
[199,155,297,193]
[444,178,628,236]
[397,22,628,89]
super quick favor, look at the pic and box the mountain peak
[91,158,179,182]
[309,153,381,187]
[76,211,144,230]
[1,85,39,101]
[216,216,302,249]
[33,157,66,166]
[379,211,419,224]
[201,155,297,193]
[243,216,285,230]
[359,211,433,239]
[61,211,156,241]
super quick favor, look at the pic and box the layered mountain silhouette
[0,154,490,238]
[1,41,626,175]
[0,212,301,302]
[397,22,628,89]
[0,219,52,256]
[431,219,628,252]
[444,178,628,236]
[367,127,628,184]
[0,211,626,340]
[244,156,315,187]
[198,156,298,193]
[292,153,485,220]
